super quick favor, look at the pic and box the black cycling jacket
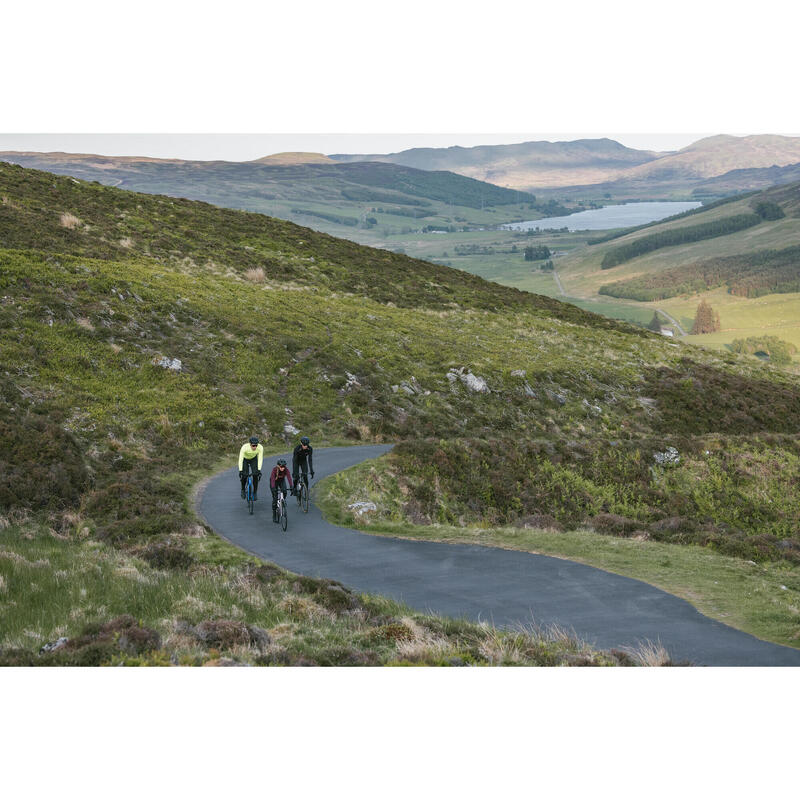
[292,444,313,474]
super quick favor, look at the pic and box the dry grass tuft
[0,550,51,568]
[118,237,134,248]
[76,317,94,331]
[394,617,453,661]
[0,575,6,594]
[244,267,266,283]
[626,640,672,667]
[277,594,331,621]
[60,212,82,229]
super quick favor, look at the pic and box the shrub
[139,538,195,570]
[0,413,89,512]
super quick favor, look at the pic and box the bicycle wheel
[301,481,309,513]
[247,479,254,515]
[280,498,288,532]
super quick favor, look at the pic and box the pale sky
[0,133,723,161]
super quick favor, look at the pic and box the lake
[503,201,703,232]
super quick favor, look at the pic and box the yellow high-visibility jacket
[238,442,264,471]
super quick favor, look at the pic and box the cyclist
[292,436,314,496]
[238,436,263,500]
[270,459,294,523]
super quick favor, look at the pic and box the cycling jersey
[270,466,293,489]
[238,442,264,471]
[292,443,313,475]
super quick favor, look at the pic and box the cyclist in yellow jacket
[238,436,264,500]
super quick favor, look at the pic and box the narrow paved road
[657,308,687,336]
[552,269,566,296]
[197,445,800,666]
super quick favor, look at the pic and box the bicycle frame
[245,474,255,514]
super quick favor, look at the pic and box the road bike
[276,487,288,532]
[295,473,310,514]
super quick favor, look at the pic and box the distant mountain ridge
[624,135,800,181]
[330,135,800,194]
[250,152,334,165]
[331,138,663,190]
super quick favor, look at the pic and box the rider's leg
[271,486,279,522]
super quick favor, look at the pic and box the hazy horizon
[0,132,741,161]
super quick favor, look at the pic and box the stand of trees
[291,208,359,227]
[691,299,720,335]
[751,200,785,221]
[731,336,797,366]
[600,214,761,269]
[599,244,800,301]
[524,245,551,261]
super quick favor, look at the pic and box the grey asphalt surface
[197,445,800,666]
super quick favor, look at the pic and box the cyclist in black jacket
[292,436,314,495]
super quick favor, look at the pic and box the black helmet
[249,436,259,445]
[277,459,287,466]
[300,436,310,445]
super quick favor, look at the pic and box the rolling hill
[331,138,662,190]
[2,162,800,664]
[332,135,800,200]
[625,135,800,182]
[0,150,572,244]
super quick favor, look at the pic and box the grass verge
[0,516,646,667]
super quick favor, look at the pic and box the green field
[433,183,800,365]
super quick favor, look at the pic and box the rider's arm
[286,471,293,489]
[238,444,246,471]
[308,447,313,474]
[257,444,264,471]
[292,446,299,473]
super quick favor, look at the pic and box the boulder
[347,501,377,517]
[152,356,182,372]
[653,446,680,466]
[446,367,489,393]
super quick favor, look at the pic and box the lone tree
[648,311,662,332]
[691,299,721,334]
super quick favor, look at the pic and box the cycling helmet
[300,436,310,445]
[277,459,287,466]
[249,436,259,445]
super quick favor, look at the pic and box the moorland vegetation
[2,163,800,661]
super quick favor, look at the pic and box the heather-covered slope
[2,162,800,662]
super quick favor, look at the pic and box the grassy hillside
[2,162,800,660]
[0,151,584,246]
